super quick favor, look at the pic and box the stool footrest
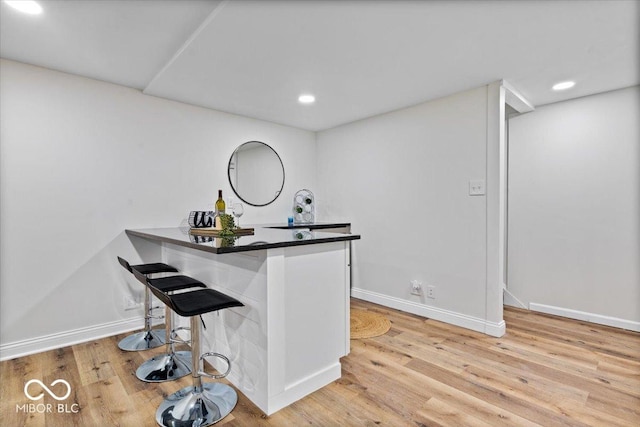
[199,352,231,379]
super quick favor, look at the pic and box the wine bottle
[215,190,226,217]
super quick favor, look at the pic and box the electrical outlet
[410,280,422,296]
[427,285,436,299]
[469,179,485,196]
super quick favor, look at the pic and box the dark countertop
[258,222,352,230]
[126,223,360,255]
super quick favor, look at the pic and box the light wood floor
[1,299,639,426]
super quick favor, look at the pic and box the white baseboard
[0,316,148,361]
[529,303,640,332]
[351,287,505,337]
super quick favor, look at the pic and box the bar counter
[126,222,359,254]
[125,223,359,415]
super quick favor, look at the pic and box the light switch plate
[469,179,485,196]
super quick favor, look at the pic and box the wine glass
[232,203,244,227]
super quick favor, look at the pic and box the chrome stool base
[136,351,192,382]
[118,329,165,351]
[156,382,238,427]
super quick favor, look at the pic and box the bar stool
[133,269,244,427]
[117,257,178,351]
[134,275,207,382]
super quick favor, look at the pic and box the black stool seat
[130,262,178,275]
[163,288,244,317]
[118,256,178,275]
[149,275,207,293]
[133,269,243,316]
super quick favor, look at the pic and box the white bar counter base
[126,225,359,415]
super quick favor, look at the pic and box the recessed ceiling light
[4,0,43,14]
[298,94,316,104]
[552,81,575,91]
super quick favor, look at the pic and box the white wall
[507,86,640,328]
[0,59,316,357]
[316,86,504,334]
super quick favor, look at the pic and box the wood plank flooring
[1,299,638,426]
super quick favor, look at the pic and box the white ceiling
[1,0,638,131]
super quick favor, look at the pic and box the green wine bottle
[215,190,226,217]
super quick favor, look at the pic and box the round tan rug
[350,309,391,339]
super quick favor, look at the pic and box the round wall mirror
[228,141,285,206]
